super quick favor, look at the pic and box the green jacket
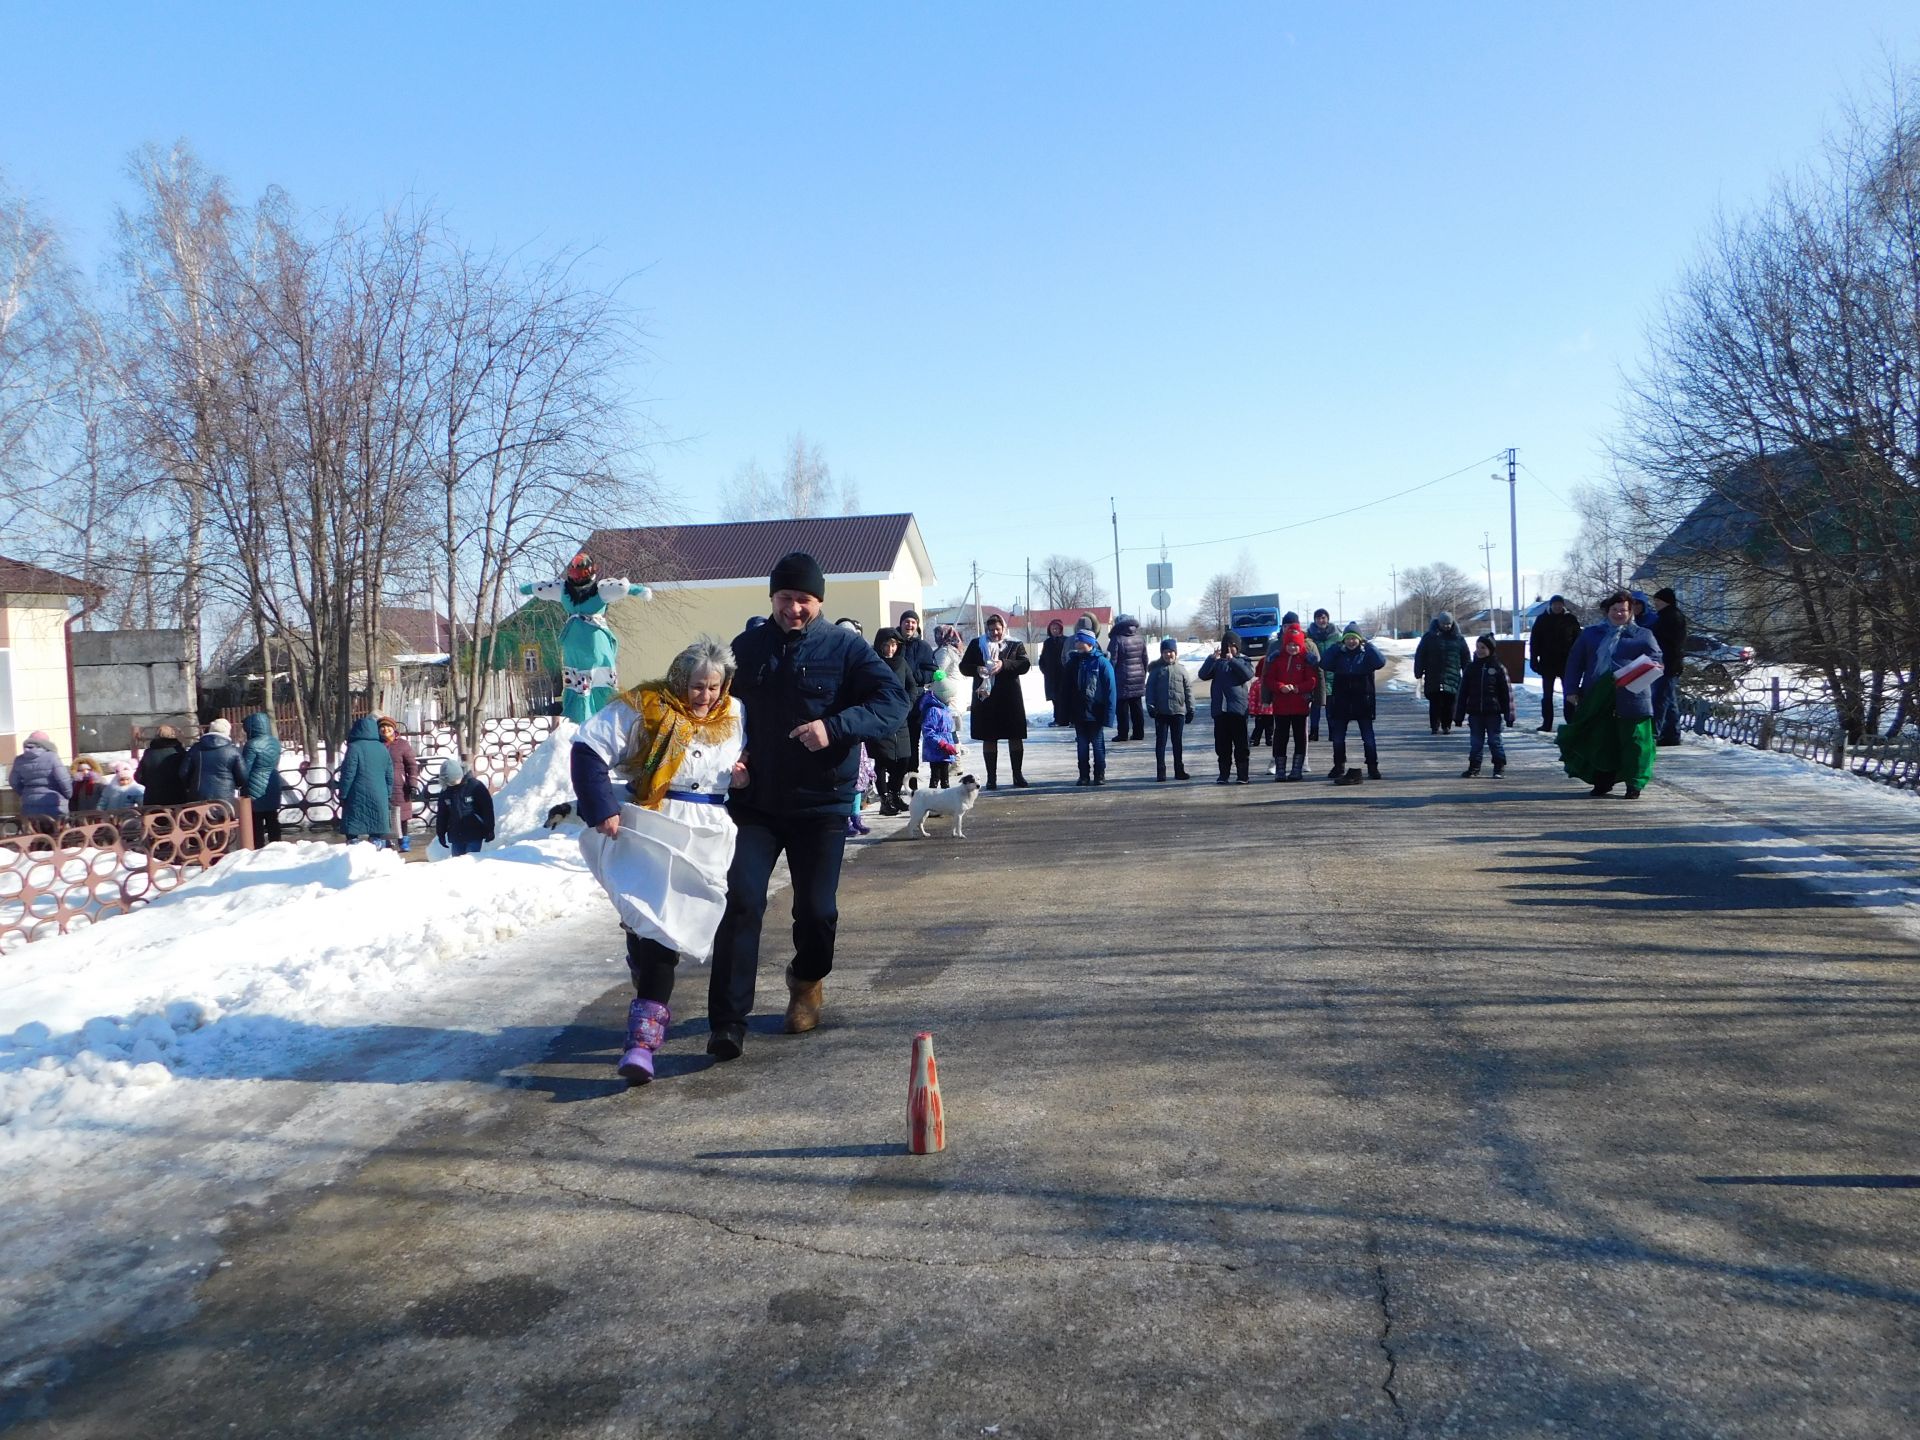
[336,715,394,838]
[1414,623,1470,698]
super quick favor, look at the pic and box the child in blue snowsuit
[1064,627,1117,785]
[919,689,959,788]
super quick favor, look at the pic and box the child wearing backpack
[435,757,497,855]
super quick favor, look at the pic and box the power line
[1517,460,1572,510]
[1118,452,1507,554]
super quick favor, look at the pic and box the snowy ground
[4,649,1919,1389]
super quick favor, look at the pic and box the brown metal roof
[0,555,106,601]
[380,606,470,651]
[585,514,930,586]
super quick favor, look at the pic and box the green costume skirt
[1556,672,1656,789]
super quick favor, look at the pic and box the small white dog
[907,775,981,839]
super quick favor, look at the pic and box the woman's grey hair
[665,637,736,697]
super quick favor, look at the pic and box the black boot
[1366,762,1382,780]
[1461,763,1480,778]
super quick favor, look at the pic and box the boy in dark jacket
[1455,636,1517,777]
[434,757,496,856]
[1197,634,1256,784]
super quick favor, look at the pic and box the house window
[0,648,13,734]
[523,645,540,673]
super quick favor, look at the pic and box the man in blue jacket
[706,552,908,1059]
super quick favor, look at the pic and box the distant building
[0,557,105,773]
[585,514,937,685]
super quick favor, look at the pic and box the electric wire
[1116,452,1508,554]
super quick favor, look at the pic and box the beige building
[1,558,106,773]
[585,514,937,686]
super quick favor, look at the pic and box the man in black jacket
[895,609,937,688]
[1527,596,1581,732]
[707,552,908,1060]
[1649,586,1689,746]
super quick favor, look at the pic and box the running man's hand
[596,815,620,838]
[789,720,831,751]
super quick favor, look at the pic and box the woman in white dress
[572,639,747,1083]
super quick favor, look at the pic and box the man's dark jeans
[708,812,848,1031]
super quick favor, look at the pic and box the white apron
[575,697,743,962]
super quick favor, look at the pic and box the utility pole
[1388,564,1399,640]
[1025,557,1033,644]
[972,560,983,642]
[1480,532,1497,624]
[1110,497,1123,616]
[1335,585,1345,620]
[1505,447,1520,636]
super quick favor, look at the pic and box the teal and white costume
[520,574,652,722]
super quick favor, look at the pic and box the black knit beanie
[769,551,826,600]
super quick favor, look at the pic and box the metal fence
[1682,687,1920,790]
[0,800,252,953]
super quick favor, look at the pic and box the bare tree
[1398,562,1482,629]
[717,430,854,519]
[426,236,660,755]
[1558,478,1667,605]
[1038,553,1107,610]
[1185,554,1257,637]
[0,173,121,594]
[1617,66,1920,737]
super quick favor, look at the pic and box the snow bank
[490,720,580,838]
[0,822,597,1162]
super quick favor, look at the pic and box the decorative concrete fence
[0,799,252,953]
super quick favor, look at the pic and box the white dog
[907,775,981,839]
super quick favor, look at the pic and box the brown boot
[784,966,824,1033]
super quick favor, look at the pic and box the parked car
[1684,632,1756,683]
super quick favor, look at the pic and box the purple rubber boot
[618,998,670,1084]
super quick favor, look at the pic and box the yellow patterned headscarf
[618,678,738,809]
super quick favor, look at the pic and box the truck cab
[1228,594,1282,659]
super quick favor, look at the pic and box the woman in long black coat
[868,628,922,814]
[1037,618,1069,727]
[959,612,1032,789]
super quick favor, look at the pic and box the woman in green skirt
[1557,591,1662,799]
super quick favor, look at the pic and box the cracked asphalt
[11,696,1920,1438]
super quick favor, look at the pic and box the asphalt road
[12,698,1919,1438]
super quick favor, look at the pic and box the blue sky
[4,2,1915,623]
